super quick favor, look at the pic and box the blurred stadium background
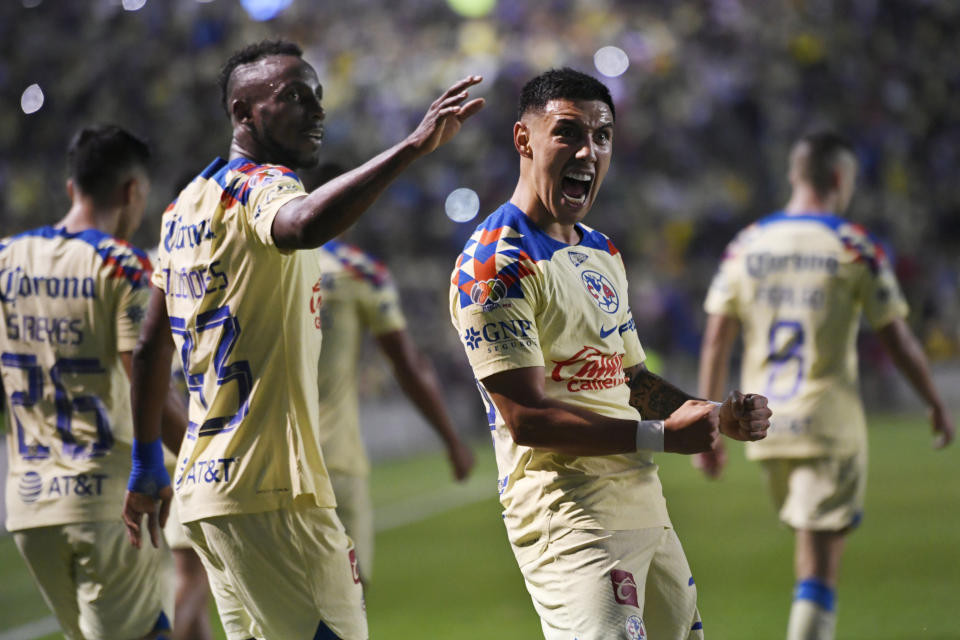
[1,0,958,637]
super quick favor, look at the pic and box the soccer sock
[787,578,836,640]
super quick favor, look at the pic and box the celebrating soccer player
[120,39,482,639]
[449,68,771,639]
[0,124,185,640]
[697,131,956,640]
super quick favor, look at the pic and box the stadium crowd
[2,0,958,404]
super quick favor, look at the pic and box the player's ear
[514,121,532,158]
[120,177,138,207]
[830,168,844,192]
[66,178,75,201]
[231,98,254,127]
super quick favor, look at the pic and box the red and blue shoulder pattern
[1,226,152,289]
[725,211,889,275]
[452,202,620,309]
[169,157,301,211]
[321,240,392,289]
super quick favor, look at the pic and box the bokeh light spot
[21,84,44,115]
[122,0,147,10]
[446,0,496,19]
[240,0,293,21]
[445,188,480,223]
[594,46,630,78]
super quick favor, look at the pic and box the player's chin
[296,147,323,170]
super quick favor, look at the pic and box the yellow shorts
[184,501,367,640]
[759,448,867,531]
[162,493,192,550]
[329,470,374,582]
[513,525,703,640]
[13,520,174,640]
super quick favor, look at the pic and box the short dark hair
[795,130,855,197]
[518,68,615,121]
[218,39,304,115]
[66,124,151,205]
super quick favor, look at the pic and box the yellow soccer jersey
[315,240,406,475]
[0,227,151,531]
[152,156,335,523]
[704,211,909,459]
[450,203,670,545]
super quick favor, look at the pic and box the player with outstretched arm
[121,39,483,640]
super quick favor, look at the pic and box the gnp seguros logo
[463,319,534,353]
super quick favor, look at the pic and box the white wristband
[635,420,665,452]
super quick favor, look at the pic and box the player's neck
[229,138,259,163]
[784,186,841,217]
[57,200,122,237]
[229,137,285,168]
[509,188,582,245]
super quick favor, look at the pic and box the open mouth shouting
[561,169,594,207]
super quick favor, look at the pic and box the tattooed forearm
[626,365,696,419]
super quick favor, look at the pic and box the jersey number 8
[764,320,804,401]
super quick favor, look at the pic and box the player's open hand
[930,403,955,449]
[407,75,485,156]
[718,390,771,441]
[447,441,476,482]
[121,486,172,550]
[663,399,721,454]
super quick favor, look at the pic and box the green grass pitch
[1,413,956,639]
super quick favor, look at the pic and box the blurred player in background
[121,39,483,639]
[0,124,186,640]
[697,131,955,640]
[315,235,475,583]
[450,68,771,639]
[162,458,214,640]
[303,163,475,583]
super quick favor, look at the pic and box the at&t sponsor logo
[551,346,626,392]
[18,472,108,503]
[176,456,238,488]
[18,471,43,503]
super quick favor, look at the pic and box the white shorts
[184,500,367,640]
[13,520,174,640]
[759,448,867,531]
[513,524,703,640]
[329,470,374,582]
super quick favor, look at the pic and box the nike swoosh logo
[599,325,617,339]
